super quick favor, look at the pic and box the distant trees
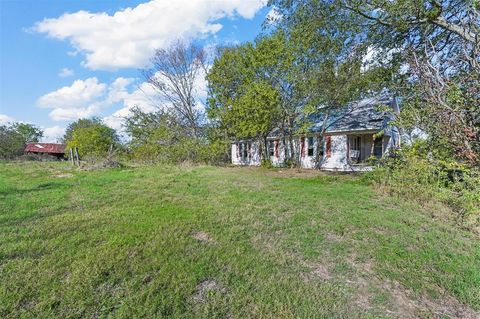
[0,125,25,159]
[11,123,43,143]
[0,123,44,159]
[64,118,118,159]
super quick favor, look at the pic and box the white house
[231,96,401,172]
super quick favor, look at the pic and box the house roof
[25,143,65,154]
[310,95,398,133]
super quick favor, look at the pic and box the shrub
[363,145,480,231]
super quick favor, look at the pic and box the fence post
[74,147,80,166]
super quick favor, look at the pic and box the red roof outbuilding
[25,143,65,154]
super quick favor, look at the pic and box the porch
[347,133,387,164]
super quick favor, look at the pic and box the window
[307,137,314,156]
[242,143,248,160]
[268,141,275,157]
[351,136,361,151]
[373,137,383,157]
[325,135,332,158]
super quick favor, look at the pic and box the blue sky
[0,0,271,141]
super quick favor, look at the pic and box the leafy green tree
[0,125,25,159]
[65,119,118,159]
[11,123,43,143]
[207,42,281,160]
[63,117,103,144]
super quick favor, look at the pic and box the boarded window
[307,137,314,156]
[326,135,332,158]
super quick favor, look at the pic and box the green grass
[1,162,479,318]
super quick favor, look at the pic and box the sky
[0,0,273,141]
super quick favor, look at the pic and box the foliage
[207,41,282,159]
[63,117,104,144]
[11,123,43,143]
[0,125,25,159]
[65,120,118,159]
[0,122,44,159]
[124,106,222,164]
[363,143,480,231]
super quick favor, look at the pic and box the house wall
[321,135,349,171]
[231,130,395,171]
[231,141,262,166]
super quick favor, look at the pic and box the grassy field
[1,162,479,318]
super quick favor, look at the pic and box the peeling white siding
[231,130,399,171]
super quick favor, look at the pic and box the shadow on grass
[0,182,66,197]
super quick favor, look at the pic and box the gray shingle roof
[310,95,397,133]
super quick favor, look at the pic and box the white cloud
[38,77,107,121]
[42,126,66,142]
[58,67,74,77]
[0,114,14,124]
[34,0,266,71]
[103,81,160,131]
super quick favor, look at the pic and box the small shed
[25,143,65,159]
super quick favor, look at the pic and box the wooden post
[70,148,74,166]
[74,147,80,166]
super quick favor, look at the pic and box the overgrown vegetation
[0,123,43,159]
[63,117,119,161]
[1,162,479,318]
[363,144,480,232]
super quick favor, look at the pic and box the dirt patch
[311,264,331,280]
[325,232,342,242]
[382,280,480,319]
[192,231,214,244]
[192,279,226,304]
[54,173,73,178]
[302,260,332,282]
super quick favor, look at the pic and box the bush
[363,145,480,231]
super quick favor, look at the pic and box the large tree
[207,42,281,160]
[143,41,208,138]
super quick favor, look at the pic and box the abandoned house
[24,143,66,159]
[231,95,401,171]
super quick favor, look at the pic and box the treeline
[0,123,43,159]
